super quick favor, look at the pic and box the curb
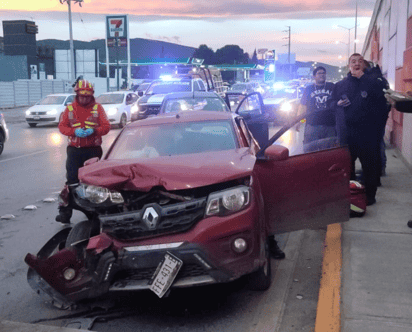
[315,223,342,332]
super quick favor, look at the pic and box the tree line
[193,44,258,65]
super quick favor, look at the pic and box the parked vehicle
[262,87,301,125]
[95,91,139,128]
[25,94,75,127]
[0,113,9,155]
[25,95,351,308]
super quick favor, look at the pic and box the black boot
[56,206,72,224]
[268,236,285,259]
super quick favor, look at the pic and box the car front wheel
[247,238,272,291]
[119,113,127,128]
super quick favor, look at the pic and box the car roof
[45,93,75,97]
[127,111,236,127]
[97,91,133,96]
[162,92,221,100]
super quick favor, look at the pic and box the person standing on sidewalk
[332,53,388,206]
[298,66,336,153]
[56,79,111,224]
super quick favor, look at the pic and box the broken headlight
[205,185,251,217]
[76,184,124,204]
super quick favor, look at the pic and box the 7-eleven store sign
[106,15,128,39]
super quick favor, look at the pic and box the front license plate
[33,116,40,120]
[149,252,183,298]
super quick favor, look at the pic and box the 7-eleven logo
[109,18,124,37]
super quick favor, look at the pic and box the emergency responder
[333,53,388,206]
[56,79,111,224]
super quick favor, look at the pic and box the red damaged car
[25,102,351,308]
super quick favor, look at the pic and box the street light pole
[60,0,83,83]
[67,0,76,82]
[354,0,358,53]
[338,25,356,59]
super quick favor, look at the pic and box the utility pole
[354,0,358,53]
[283,26,291,80]
[60,0,83,82]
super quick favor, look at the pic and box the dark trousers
[66,145,103,184]
[59,145,103,218]
[347,131,380,200]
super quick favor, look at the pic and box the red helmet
[74,79,94,96]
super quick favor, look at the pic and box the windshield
[107,120,236,160]
[146,81,191,95]
[163,97,229,113]
[37,96,66,105]
[137,83,150,92]
[230,84,248,91]
[95,94,124,104]
[264,87,302,99]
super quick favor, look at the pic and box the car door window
[126,94,134,105]
[198,80,206,91]
[64,95,75,105]
[193,81,201,91]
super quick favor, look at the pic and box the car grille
[29,111,47,115]
[99,197,207,239]
[116,264,207,282]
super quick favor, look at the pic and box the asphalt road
[0,108,323,331]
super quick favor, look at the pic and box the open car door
[253,117,351,234]
[229,92,273,148]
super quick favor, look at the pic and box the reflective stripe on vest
[67,104,74,120]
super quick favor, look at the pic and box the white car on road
[95,91,139,128]
[25,93,75,127]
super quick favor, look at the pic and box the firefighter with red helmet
[56,79,111,224]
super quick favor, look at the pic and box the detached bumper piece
[25,240,233,305]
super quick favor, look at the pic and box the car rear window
[95,94,125,104]
[146,81,191,95]
[164,97,228,113]
[107,120,236,160]
[37,96,66,105]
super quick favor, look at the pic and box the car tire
[65,220,92,248]
[0,132,4,155]
[119,113,127,128]
[28,123,37,128]
[247,238,272,291]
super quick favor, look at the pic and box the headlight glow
[206,186,250,216]
[280,102,292,113]
[26,110,31,115]
[131,105,139,114]
[107,108,118,116]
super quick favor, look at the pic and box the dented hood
[78,148,256,192]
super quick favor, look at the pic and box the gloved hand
[74,128,87,138]
[84,128,94,137]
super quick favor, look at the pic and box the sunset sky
[0,0,377,66]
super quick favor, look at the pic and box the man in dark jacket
[333,53,388,206]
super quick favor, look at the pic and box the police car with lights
[132,76,209,121]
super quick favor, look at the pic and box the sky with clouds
[0,0,377,66]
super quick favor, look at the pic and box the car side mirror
[83,157,99,166]
[138,91,144,97]
[263,145,289,161]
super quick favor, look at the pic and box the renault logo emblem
[142,207,159,230]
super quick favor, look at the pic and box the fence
[0,80,72,108]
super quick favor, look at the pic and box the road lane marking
[0,150,48,163]
[315,223,342,332]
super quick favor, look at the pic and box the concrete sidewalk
[341,147,412,331]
